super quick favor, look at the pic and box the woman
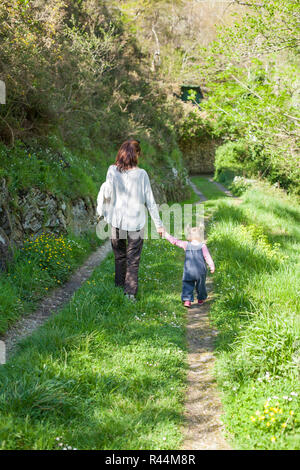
[97,140,164,300]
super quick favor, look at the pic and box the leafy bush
[214,140,250,184]
[19,233,85,284]
[230,176,256,196]
[0,140,105,199]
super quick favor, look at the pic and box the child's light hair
[185,225,202,242]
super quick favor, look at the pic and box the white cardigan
[97,165,162,231]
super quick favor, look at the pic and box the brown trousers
[111,227,144,296]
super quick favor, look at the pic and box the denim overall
[182,242,207,302]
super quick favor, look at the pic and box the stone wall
[0,178,96,268]
[178,137,220,175]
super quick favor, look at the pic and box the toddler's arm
[164,232,188,250]
[202,244,215,273]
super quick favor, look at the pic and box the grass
[0,238,187,450]
[1,175,298,450]
[206,182,300,449]
[0,175,217,450]
[0,231,100,335]
[191,175,229,201]
[0,140,110,200]
[0,135,188,336]
[189,174,230,219]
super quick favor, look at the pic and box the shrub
[214,140,250,184]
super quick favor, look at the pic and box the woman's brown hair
[115,140,141,172]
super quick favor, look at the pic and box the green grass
[0,140,110,200]
[190,175,230,218]
[2,175,298,450]
[191,176,229,201]
[0,176,218,450]
[0,231,100,335]
[0,238,187,450]
[207,182,300,449]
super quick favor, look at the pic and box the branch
[233,1,264,7]
[151,25,161,71]
[231,74,263,100]
[282,113,300,127]
[152,25,160,55]
[214,104,230,116]
[0,115,14,146]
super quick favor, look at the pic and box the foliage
[114,0,238,82]
[0,140,104,199]
[193,0,300,194]
[0,0,189,204]
[214,141,250,183]
[248,397,297,445]
[230,176,256,196]
[19,233,85,283]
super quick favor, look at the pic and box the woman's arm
[103,165,114,199]
[96,166,114,217]
[144,172,163,229]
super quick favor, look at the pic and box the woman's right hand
[157,226,165,237]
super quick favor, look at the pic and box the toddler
[163,227,215,308]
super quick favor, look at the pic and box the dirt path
[206,176,234,197]
[183,181,231,450]
[188,178,207,202]
[1,240,111,359]
[183,282,231,450]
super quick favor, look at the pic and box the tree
[184,0,300,192]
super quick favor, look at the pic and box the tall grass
[190,176,229,201]
[0,231,99,335]
[207,183,300,449]
[0,239,186,450]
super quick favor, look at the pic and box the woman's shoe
[183,300,191,308]
[198,300,204,305]
[125,293,136,302]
